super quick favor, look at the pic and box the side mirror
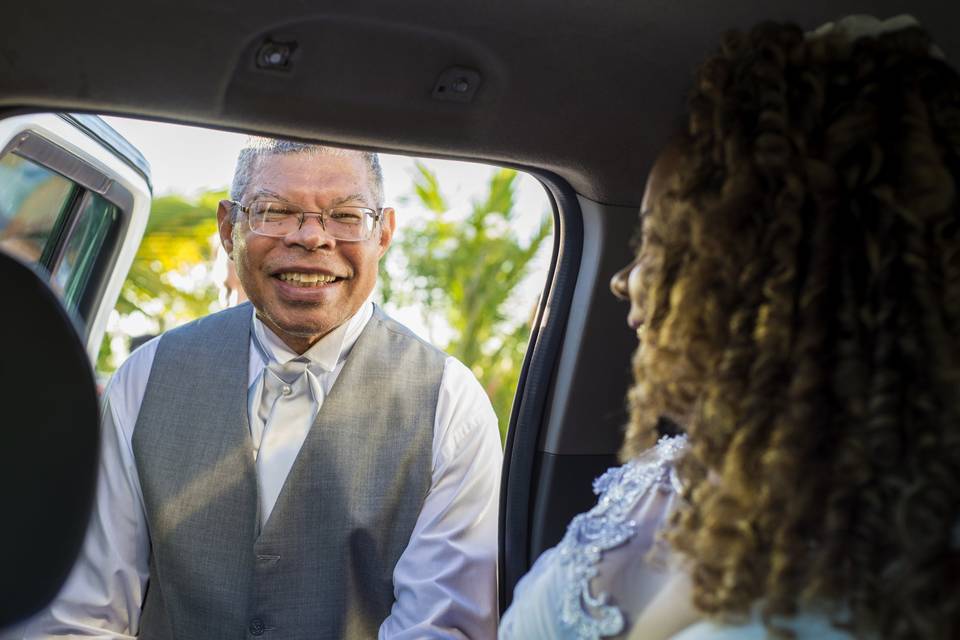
[0,251,99,628]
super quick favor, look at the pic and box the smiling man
[20,140,502,639]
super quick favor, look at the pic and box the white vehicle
[0,113,152,360]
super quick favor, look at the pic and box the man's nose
[285,214,335,250]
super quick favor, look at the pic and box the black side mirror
[0,251,99,628]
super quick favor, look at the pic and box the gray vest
[132,303,446,640]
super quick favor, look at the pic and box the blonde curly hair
[621,21,960,639]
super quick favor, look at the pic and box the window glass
[0,153,76,265]
[95,116,555,443]
[52,192,120,310]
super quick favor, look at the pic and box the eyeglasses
[229,200,383,242]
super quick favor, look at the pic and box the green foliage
[97,191,225,373]
[381,163,551,443]
[97,171,550,446]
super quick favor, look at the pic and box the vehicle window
[0,139,129,323]
[51,192,120,309]
[96,116,555,443]
[0,153,77,265]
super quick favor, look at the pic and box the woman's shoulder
[564,434,687,571]
[593,434,686,499]
[499,435,687,639]
[669,614,855,640]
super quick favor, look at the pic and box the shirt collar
[251,301,373,372]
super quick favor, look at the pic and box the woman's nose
[610,261,634,300]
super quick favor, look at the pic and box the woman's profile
[637,15,960,640]
[502,14,960,640]
[498,127,690,640]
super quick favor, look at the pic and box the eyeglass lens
[249,201,375,240]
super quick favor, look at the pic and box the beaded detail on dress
[556,435,686,639]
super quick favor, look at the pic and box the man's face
[217,152,395,353]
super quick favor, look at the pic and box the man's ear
[217,200,236,257]
[377,207,396,259]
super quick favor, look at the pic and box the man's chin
[256,295,363,345]
[269,313,344,342]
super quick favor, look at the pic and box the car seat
[0,250,99,629]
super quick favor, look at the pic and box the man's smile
[275,271,344,287]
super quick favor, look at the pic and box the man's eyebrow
[249,189,371,207]
[250,188,284,200]
[330,193,370,206]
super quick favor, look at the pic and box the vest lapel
[258,308,385,535]
[133,302,260,640]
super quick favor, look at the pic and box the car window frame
[0,113,152,362]
[497,166,584,610]
[51,189,124,320]
[0,131,134,322]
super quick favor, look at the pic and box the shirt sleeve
[15,341,158,638]
[379,357,503,640]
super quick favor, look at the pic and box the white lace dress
[499,436,687,639]
[671,615,856,639]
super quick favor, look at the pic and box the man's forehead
[248,152,374,197]
[251,149,368,174]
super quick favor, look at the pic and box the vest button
[249,618,266,636]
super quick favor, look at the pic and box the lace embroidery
[556,435,686,639]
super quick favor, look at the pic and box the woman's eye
[629,225,644,253]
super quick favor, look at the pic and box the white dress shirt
[15,301,502,639]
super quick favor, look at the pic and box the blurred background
[97,117,554,442]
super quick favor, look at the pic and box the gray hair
[229,138,384,217]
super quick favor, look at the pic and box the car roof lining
[3,0,957,207]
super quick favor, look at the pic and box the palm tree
[380,164,551,442]
[97,191,224,372]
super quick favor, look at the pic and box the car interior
[0,251,99,628]
[3,0,960,627]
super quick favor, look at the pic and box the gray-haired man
[20,140,502,639]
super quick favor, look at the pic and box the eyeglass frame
[227,199,385,242]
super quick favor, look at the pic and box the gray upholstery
[2,1,955,205]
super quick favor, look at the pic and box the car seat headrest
[0,250,99,629]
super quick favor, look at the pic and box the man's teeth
[278,272,338,286]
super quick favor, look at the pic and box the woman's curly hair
[621,21,960,639]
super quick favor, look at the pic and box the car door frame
[0,113,152,361]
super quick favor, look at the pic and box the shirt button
[281,385,292,396]
[249,618,265,636]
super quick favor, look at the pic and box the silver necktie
[256,357,315,525]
